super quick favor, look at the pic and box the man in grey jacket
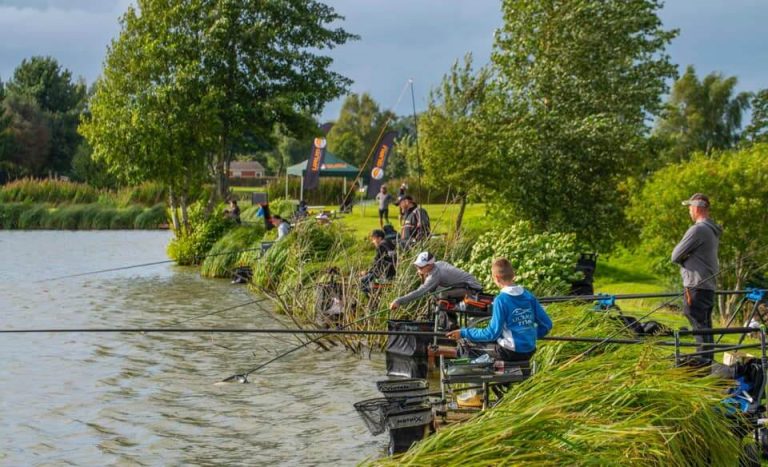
[671,193,722,363]
[390,251,482,310]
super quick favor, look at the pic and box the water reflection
[0,231,385,465]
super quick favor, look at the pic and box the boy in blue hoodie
[447,258,552,361]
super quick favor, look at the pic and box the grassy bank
[0,202,167,230]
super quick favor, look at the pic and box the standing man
[671,193,722,364]
[399,195,431,249]
[376,186,393,228]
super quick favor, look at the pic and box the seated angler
[361,229,397,294]
[389,252,483,324]
[446,258,552,363]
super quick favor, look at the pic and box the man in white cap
[671,193,722,364]
[389,251,482,310]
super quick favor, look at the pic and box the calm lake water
[0,231,386,466]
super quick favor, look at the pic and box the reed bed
[200,224,266,278]
[371,342,744,466]
[0,202,166,230]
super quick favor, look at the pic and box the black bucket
[386,401,432,455]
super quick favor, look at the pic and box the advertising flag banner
[303,136,327,192]
[366,131,397,198]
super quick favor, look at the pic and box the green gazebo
[286,152,360,201]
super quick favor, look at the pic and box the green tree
[486,0,677,250]
[327,93,395,168]
[416,54,492,230]
[2,94,52,176]
[744,89,768,144]
[81,0,355,228]
[5,56,87,174]
[655,66,752,162]
[627,144,768,318]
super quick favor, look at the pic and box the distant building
[229,160,266,178]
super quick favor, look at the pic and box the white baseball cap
[413,251,435,267]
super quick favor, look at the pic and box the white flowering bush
[457,221,583,295]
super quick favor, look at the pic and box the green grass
[330,202,491,239]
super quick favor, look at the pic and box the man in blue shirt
[447,258,552,361]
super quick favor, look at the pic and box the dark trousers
[378,208,389,224]
[683,288,715,361]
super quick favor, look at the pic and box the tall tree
[484,0,678,250]
[744,89,768,144]
[327,93,395,168]
[2,95,51,176]
[416,54,492,230]
[5,56,87,174]
[655,66,752,162]
[81,0,356,227]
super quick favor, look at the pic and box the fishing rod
[538,289,753,304]
[218,284,464,383]
[3,326,758,351]
[36,246,268,283]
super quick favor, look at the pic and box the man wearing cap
[389,252,482,310]
[671,193,722,363]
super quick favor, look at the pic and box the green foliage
[167,202,235,265]
[415,55,492,200]
[200,225,266,278]
[627,144,768,314]
[744,89,768,144]
[457,222,582,295]
[114,181,167,207]
[0,203,27,228]
[373,319,742,466]
[2,94,51,175]
[81,0,356,202]
[266,178,348,206]
[481,0,677,251]
[5,56,87,175]
[327,93,395,168]
[655,66,752,164]
[0,178,101,204]
[133,203,167,229]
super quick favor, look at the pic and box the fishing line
[36,246,267,283]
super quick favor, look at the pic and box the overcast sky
[0,0,766,122]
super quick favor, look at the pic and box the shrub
[457,221,582,295]
[114,181,168,207]
[266,178,348,205]
[627,144,768,317]
[167,202,236,265]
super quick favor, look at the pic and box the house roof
[230,160,265,171]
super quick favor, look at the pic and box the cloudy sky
[0,0,766,121]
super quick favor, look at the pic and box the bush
[167,202,236,265]
[266,177,348,205]
[627,144,768,317]
[457,221,582,295]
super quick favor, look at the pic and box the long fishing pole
[3,326,759,351]
[36,246,268,283]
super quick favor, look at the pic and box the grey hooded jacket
[671,218,722,290]
[393,261,481,306]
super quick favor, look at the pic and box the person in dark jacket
[671,193,722,363]
[361,229,397,294]
[399,196,431,248]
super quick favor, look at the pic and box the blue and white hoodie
[460,285,553,353]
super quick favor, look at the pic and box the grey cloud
[0,0,124,13]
